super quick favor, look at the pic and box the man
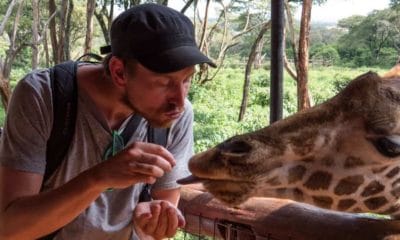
[0,3,215,239]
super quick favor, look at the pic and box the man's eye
[156,79,169,87]
[374,136,400,158]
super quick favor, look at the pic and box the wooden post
[270,0,284,124]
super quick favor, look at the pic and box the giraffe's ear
[382,61,400,79]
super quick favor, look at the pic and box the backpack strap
[40,61,78,240]
[147,127,169,147]
[76,53,103,63]
[138,126,170,202]
[120,114,143,145]
[44,61,78,182]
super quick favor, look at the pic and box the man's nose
[169,83,187,107]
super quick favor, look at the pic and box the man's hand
[90,142,176,190]
[133,200,185,240]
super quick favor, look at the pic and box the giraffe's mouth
[177,175,204,184]
[177,174,253,185]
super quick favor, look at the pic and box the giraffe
[178,67,400,218]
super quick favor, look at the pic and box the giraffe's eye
[374,136,400,158]
[218,140,252,157]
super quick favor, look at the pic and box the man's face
[124,62,195,128]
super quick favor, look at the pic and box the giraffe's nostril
[218,140,252,154]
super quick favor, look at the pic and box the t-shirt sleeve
[0,69,52,174]
[152,99,194,190]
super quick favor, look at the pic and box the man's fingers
[134,201,185,239]
[134,152,173,173]
[133,202,154,238]
[129,142,176,167]
[154,201,169,237]
[165,206,179,237]
[128,161,165,178]
[142,203,161,234]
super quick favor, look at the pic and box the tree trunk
[64,0,74,60]
[32,0,40,69]
[180,0,195,14]
[57,0,68,62]
[84,0,96,58]
[0,71,11,111]
[42,10,58,68]
[0,0,19,35]
[198,0,210,52]
[297,0,312,111]
[282,16,297,81]
[49,0,58,64]
[284,0,299,73]
[43,28,50,67]
[157,0,168,5]
[94,0,114,45]
[253,39,265,69]
[238,21,271,122]
[284,53,297,80]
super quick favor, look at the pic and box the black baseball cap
[100,3,216,73]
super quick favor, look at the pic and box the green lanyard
[102,131,126,192]
[102,130,125,160]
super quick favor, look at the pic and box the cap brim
[138,46,217,73]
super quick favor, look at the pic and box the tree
[337,8,400,67]
[31,0,40,69]
[284,0,328,111]
[94,0,155,45]
[310,44,340,66]
[238,20,271,121]
[0,0,25,109]
[84,0,96,57]
[48,0,74,64]
[193,0,268,84]
[296,0,312,111]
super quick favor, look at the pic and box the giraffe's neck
[256,162,400,215]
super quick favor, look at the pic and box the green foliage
[377,47,399,67]
[174,230,211,240]
[310,44,340,66]
[337,8,400,68]
[188,65,388,154]
[337,15,366,30]
[190,67,268,152]
[390,0,400,8]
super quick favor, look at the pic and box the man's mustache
[164,103,184,113]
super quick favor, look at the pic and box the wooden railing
[178,185,400,240]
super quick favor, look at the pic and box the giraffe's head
[179,69,400,217]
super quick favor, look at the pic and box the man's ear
[108,56,126,86]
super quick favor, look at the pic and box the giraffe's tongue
[177,175,203,185]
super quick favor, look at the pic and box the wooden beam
[179,186,400,240]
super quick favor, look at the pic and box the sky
[305,0,391,23]
[169,0,391,24]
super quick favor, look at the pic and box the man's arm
[0,142,175,239]
[0,166,103,239]
[152,188,180,206]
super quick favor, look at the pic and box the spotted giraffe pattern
[179,69,400,218]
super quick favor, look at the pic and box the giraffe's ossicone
[179,67,400,218]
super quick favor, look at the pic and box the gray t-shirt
[0,66,193,239]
